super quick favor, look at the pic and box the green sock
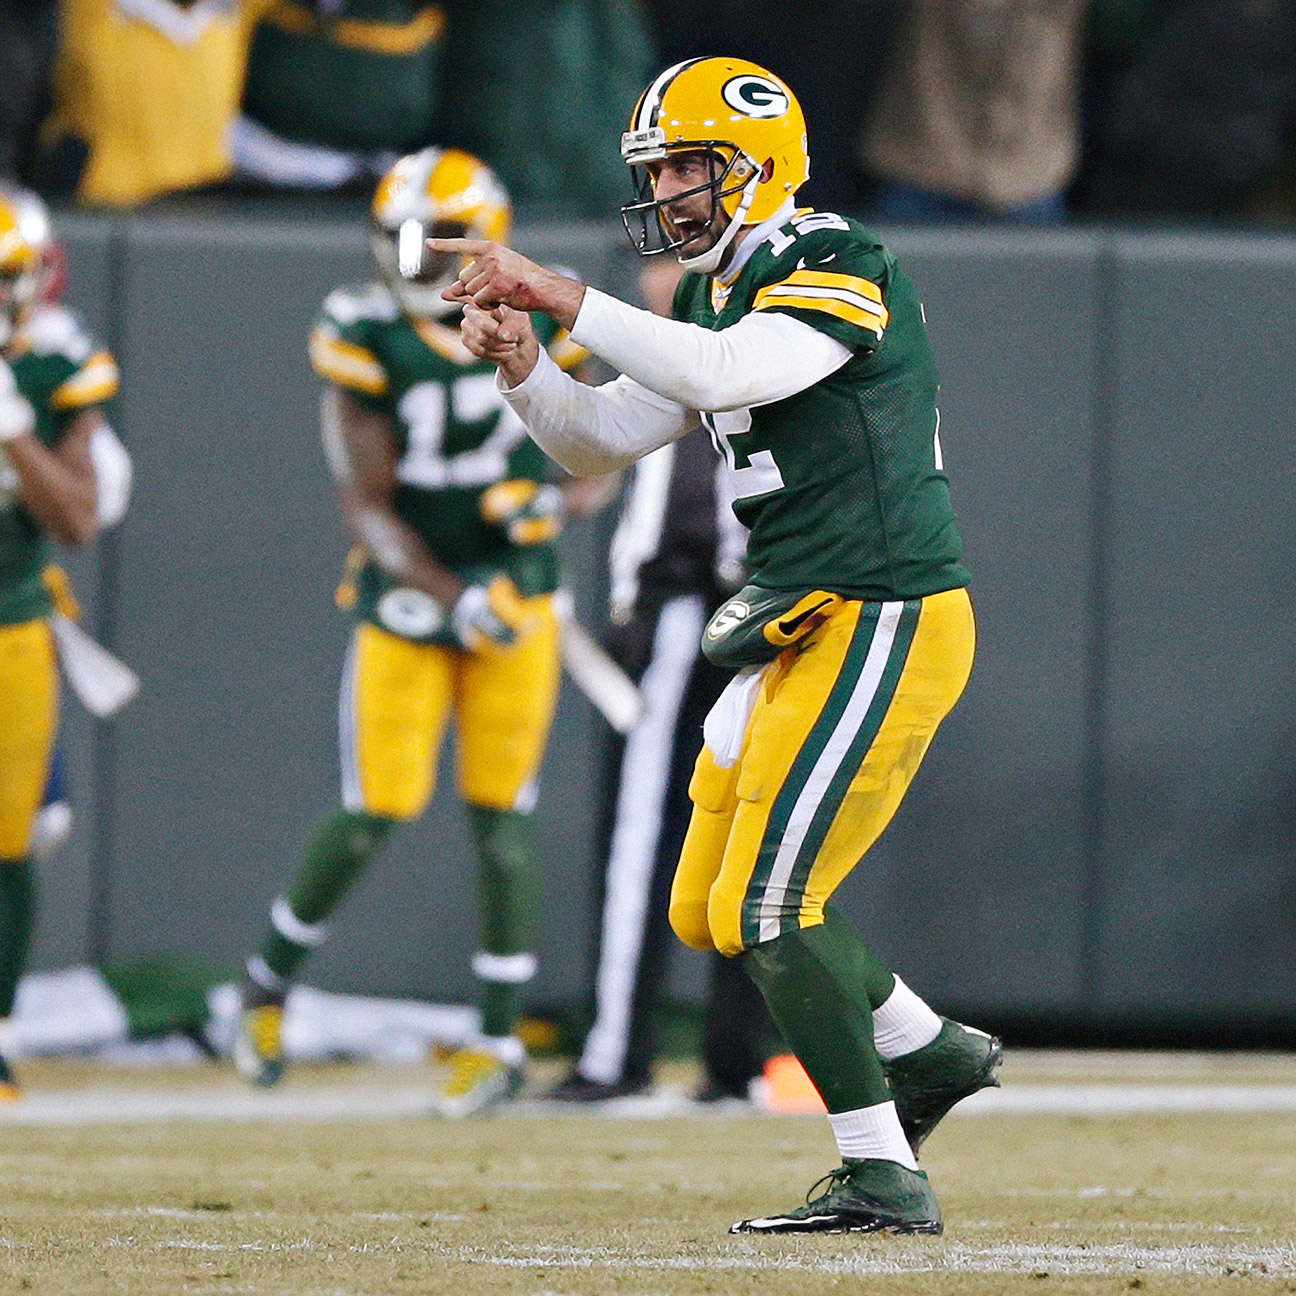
[0,859,36,1019]
[740,918,892,1114]
[466,804,537,1038]
[822,903,896,1009]
[259,808,394,983]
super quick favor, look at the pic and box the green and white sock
[254,808,394,986]
[466,805,537,1039]
[828,1100,919,1169]
[0,859,36,1019]
[741,919,891,1113]
[822,903,897,1008]
[872,975,943,1061]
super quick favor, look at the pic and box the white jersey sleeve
[569,288,852,412]
[499,346,696,476]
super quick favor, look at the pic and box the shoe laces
[443,1049,503,1098]
[805,1163,853,1206]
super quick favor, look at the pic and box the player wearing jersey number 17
[438,57,1002,1232]
[232,148,604,1116]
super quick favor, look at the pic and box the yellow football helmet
[371,147,512,318]
[620,57,809,272]
[0,186,52,349]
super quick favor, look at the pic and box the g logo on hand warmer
[377,588,445,638]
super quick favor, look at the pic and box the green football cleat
[884,1017,1003,1155]
[432,1047,525,1118]
[232,993,286,1089]
[730,1158,943,1235]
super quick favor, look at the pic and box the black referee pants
[576,592,770,1094]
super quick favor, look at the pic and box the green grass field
[2,1051,1294,1295]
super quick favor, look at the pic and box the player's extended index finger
[426,237,491,255]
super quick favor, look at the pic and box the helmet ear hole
[759,159,775,182]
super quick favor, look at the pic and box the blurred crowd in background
[1,0,1295,228]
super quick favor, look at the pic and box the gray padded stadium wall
[26,211,1296,1040]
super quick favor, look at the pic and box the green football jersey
[673,209,970,601]
[309,282,586,641]
[0,306,119,626]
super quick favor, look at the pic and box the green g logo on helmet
[722,75,790,119]
[619,56,811,266]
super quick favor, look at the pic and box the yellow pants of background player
[671,587,975,957]
[0,619,59,858]
[338,596,561,819]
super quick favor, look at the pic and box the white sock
[271,896,329,947]
[467,1032,526,1068]
[828,1100,918,1170]
[245,956,287,995]
[872,976,942,1060]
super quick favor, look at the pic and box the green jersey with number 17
[309,282,587,636]
[673,209,970,601]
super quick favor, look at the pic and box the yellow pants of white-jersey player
[338,596,561,818]
[671,587,975,958]
[0,619,58,858]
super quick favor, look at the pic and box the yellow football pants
[670,587,975,957]
[0,619,59,858]
[338,596,561,819]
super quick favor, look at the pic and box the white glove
[0,359,36,443]
[450,583,518,650]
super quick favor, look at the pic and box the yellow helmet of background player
[620,57,809,273]
[0,186,49,349]
[371,147,512,319]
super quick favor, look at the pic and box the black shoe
[542,1070,652,1102]
[693,1079,754,1105]
[731,1158,943,1235]
[884,1018,1003,1155]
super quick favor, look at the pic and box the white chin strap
[677,171,759,276]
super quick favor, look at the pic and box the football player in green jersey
[232,147,601,1117]
[0,185,132,1099]
[436,58,1003,1230]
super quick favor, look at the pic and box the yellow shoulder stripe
[332,6,444,54]
[411,317,476,363]
[49,352,120,410]
[263,0,445,55]
[309,328,389,396]
[548,332,589,372]
[753,270,888,337]
[778,268,883,304]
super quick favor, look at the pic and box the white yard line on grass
[3,1082,1296,1126]
[0,1084,436,1125]
[36,1234,1296,1279]
[452,1239,1296,1278]
[962,1084,1296,1115]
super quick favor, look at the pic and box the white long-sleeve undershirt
[501,349,691,476]
[572,288,852,412]
[500,289,853,476]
